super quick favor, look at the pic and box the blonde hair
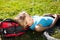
[14,11,29,28]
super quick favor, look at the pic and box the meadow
[0,0,60,40]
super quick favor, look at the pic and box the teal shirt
[29,16,54,30]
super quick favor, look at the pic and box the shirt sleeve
[39,18,48,27]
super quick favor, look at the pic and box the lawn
[0,0,60,40]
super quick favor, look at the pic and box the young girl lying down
[14,11,58,32]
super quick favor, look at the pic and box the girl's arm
[35,24,47,32]
[44,14,58,28]
[49,14,58,28]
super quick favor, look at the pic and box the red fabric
[5,32,25,37]
[5,34,16,37]
[0,21,26,37]
[17,32,25,36]
[0,22,2,29]
[2,22,9,28]
[1,22,27,30]
[1,22,19,28]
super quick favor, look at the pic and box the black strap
[3,18,17,23]
[44,15,55,18]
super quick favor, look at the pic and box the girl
[14,11,58,32]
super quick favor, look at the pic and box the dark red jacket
[0,19,27,37]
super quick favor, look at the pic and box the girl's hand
[53,14,57,18]
[49,14,58,28]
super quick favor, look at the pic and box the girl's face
[14,11,33,28]
[20,13,34,28]
[24,15,33,27]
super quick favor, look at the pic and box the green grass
[0,0,60,19]
[0,0,60,40]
